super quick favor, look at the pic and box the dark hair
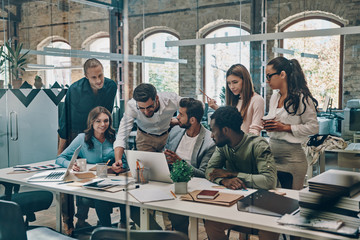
[225,64,255,120]
[83,58,103,75]
[133,83,157,102]
[267,56,318,115]
[210,106,243,134]
[179,98,204,123]
[84,106,115,149]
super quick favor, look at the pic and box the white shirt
[266,90,319,144]
[114,92,181,149]
[176,132,199,164]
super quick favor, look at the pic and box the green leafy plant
[4,41,29,80]
[0,45,6,75]
[220,86,226,105]
[170,160,193,183]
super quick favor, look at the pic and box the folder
[237,189,299,217]
[308,169,360,198]
[180,190,243,206]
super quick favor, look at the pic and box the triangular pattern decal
[0,89,6,100]
[51,82,62,89]
[11,89,40,107]
[44,89,67,106]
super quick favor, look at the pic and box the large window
[142,32,179,93]
[89,37,111,78]
[45,41,71,87]
[204,26,250,105]
[282,19,342,108]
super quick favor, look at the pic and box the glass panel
[205,27,250,104]
[283,19,341,109]
[142,33,179,93]
[45,41,71,87]
[89,37,111,78]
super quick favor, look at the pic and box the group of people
[56,56,319,239]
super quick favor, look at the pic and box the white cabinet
[0,89,66,168]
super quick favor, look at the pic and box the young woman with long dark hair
[56,106,126,230]
[264,56,319,190]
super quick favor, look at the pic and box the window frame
[279,16,344,109]
[202,24,251,103]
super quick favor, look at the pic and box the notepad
[128,188,175,203]
[197,190,219,199]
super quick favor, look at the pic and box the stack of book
[299,169,360,229]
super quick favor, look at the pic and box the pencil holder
[135,167,149,184]
[96,163,108,178]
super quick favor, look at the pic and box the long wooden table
[0,161,357,240]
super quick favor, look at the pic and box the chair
[277,171,293,190]
[0,199,76,240]
[0,181,53,225]
[90,227,189,240]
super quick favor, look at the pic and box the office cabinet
[0,88,66,168]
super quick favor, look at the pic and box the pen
[106,159,111,166]
[123,185,140,191]
[58,181,74,185]
[199,88,211,99]
[170,190,177,198]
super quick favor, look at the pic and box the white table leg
[55,192,61,232]
[189,217,198,240]
[140,207,150,230]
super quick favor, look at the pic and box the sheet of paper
[129,188,175,203]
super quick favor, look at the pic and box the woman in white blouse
[264,56,319,190]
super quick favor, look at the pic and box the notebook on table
[27,146,81,182]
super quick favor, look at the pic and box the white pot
[174,182,188,194]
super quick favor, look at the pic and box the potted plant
[170,160,193,194]
[0,45,6,88]
[4,41,29,88]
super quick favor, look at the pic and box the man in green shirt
[205,106,278,240]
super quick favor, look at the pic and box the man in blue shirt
[57,58,117,235]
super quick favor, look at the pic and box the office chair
[0,181,53,225]
[90,227,189,240]
[277,171,293,190]
[0,199,76,240]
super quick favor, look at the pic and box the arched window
[282,18,343,108]
[45,41,71,87]
[89,37,111,78]
[204,26,250,104]
[141,32,179,93]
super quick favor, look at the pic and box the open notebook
[27,146,81,182]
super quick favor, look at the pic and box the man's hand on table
[220,178,247,190]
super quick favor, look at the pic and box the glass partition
[1,0,360,167]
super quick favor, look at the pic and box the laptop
[125,150,173,183]
[28,145,82,182]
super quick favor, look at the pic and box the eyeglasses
[266,72,280,81]
[136,102,155,111]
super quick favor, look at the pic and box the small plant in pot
[4,40,29,89]
[170,160,193,194]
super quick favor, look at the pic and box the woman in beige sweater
[207,64,264,136]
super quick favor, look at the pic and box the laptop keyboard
[45,171,65,179]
